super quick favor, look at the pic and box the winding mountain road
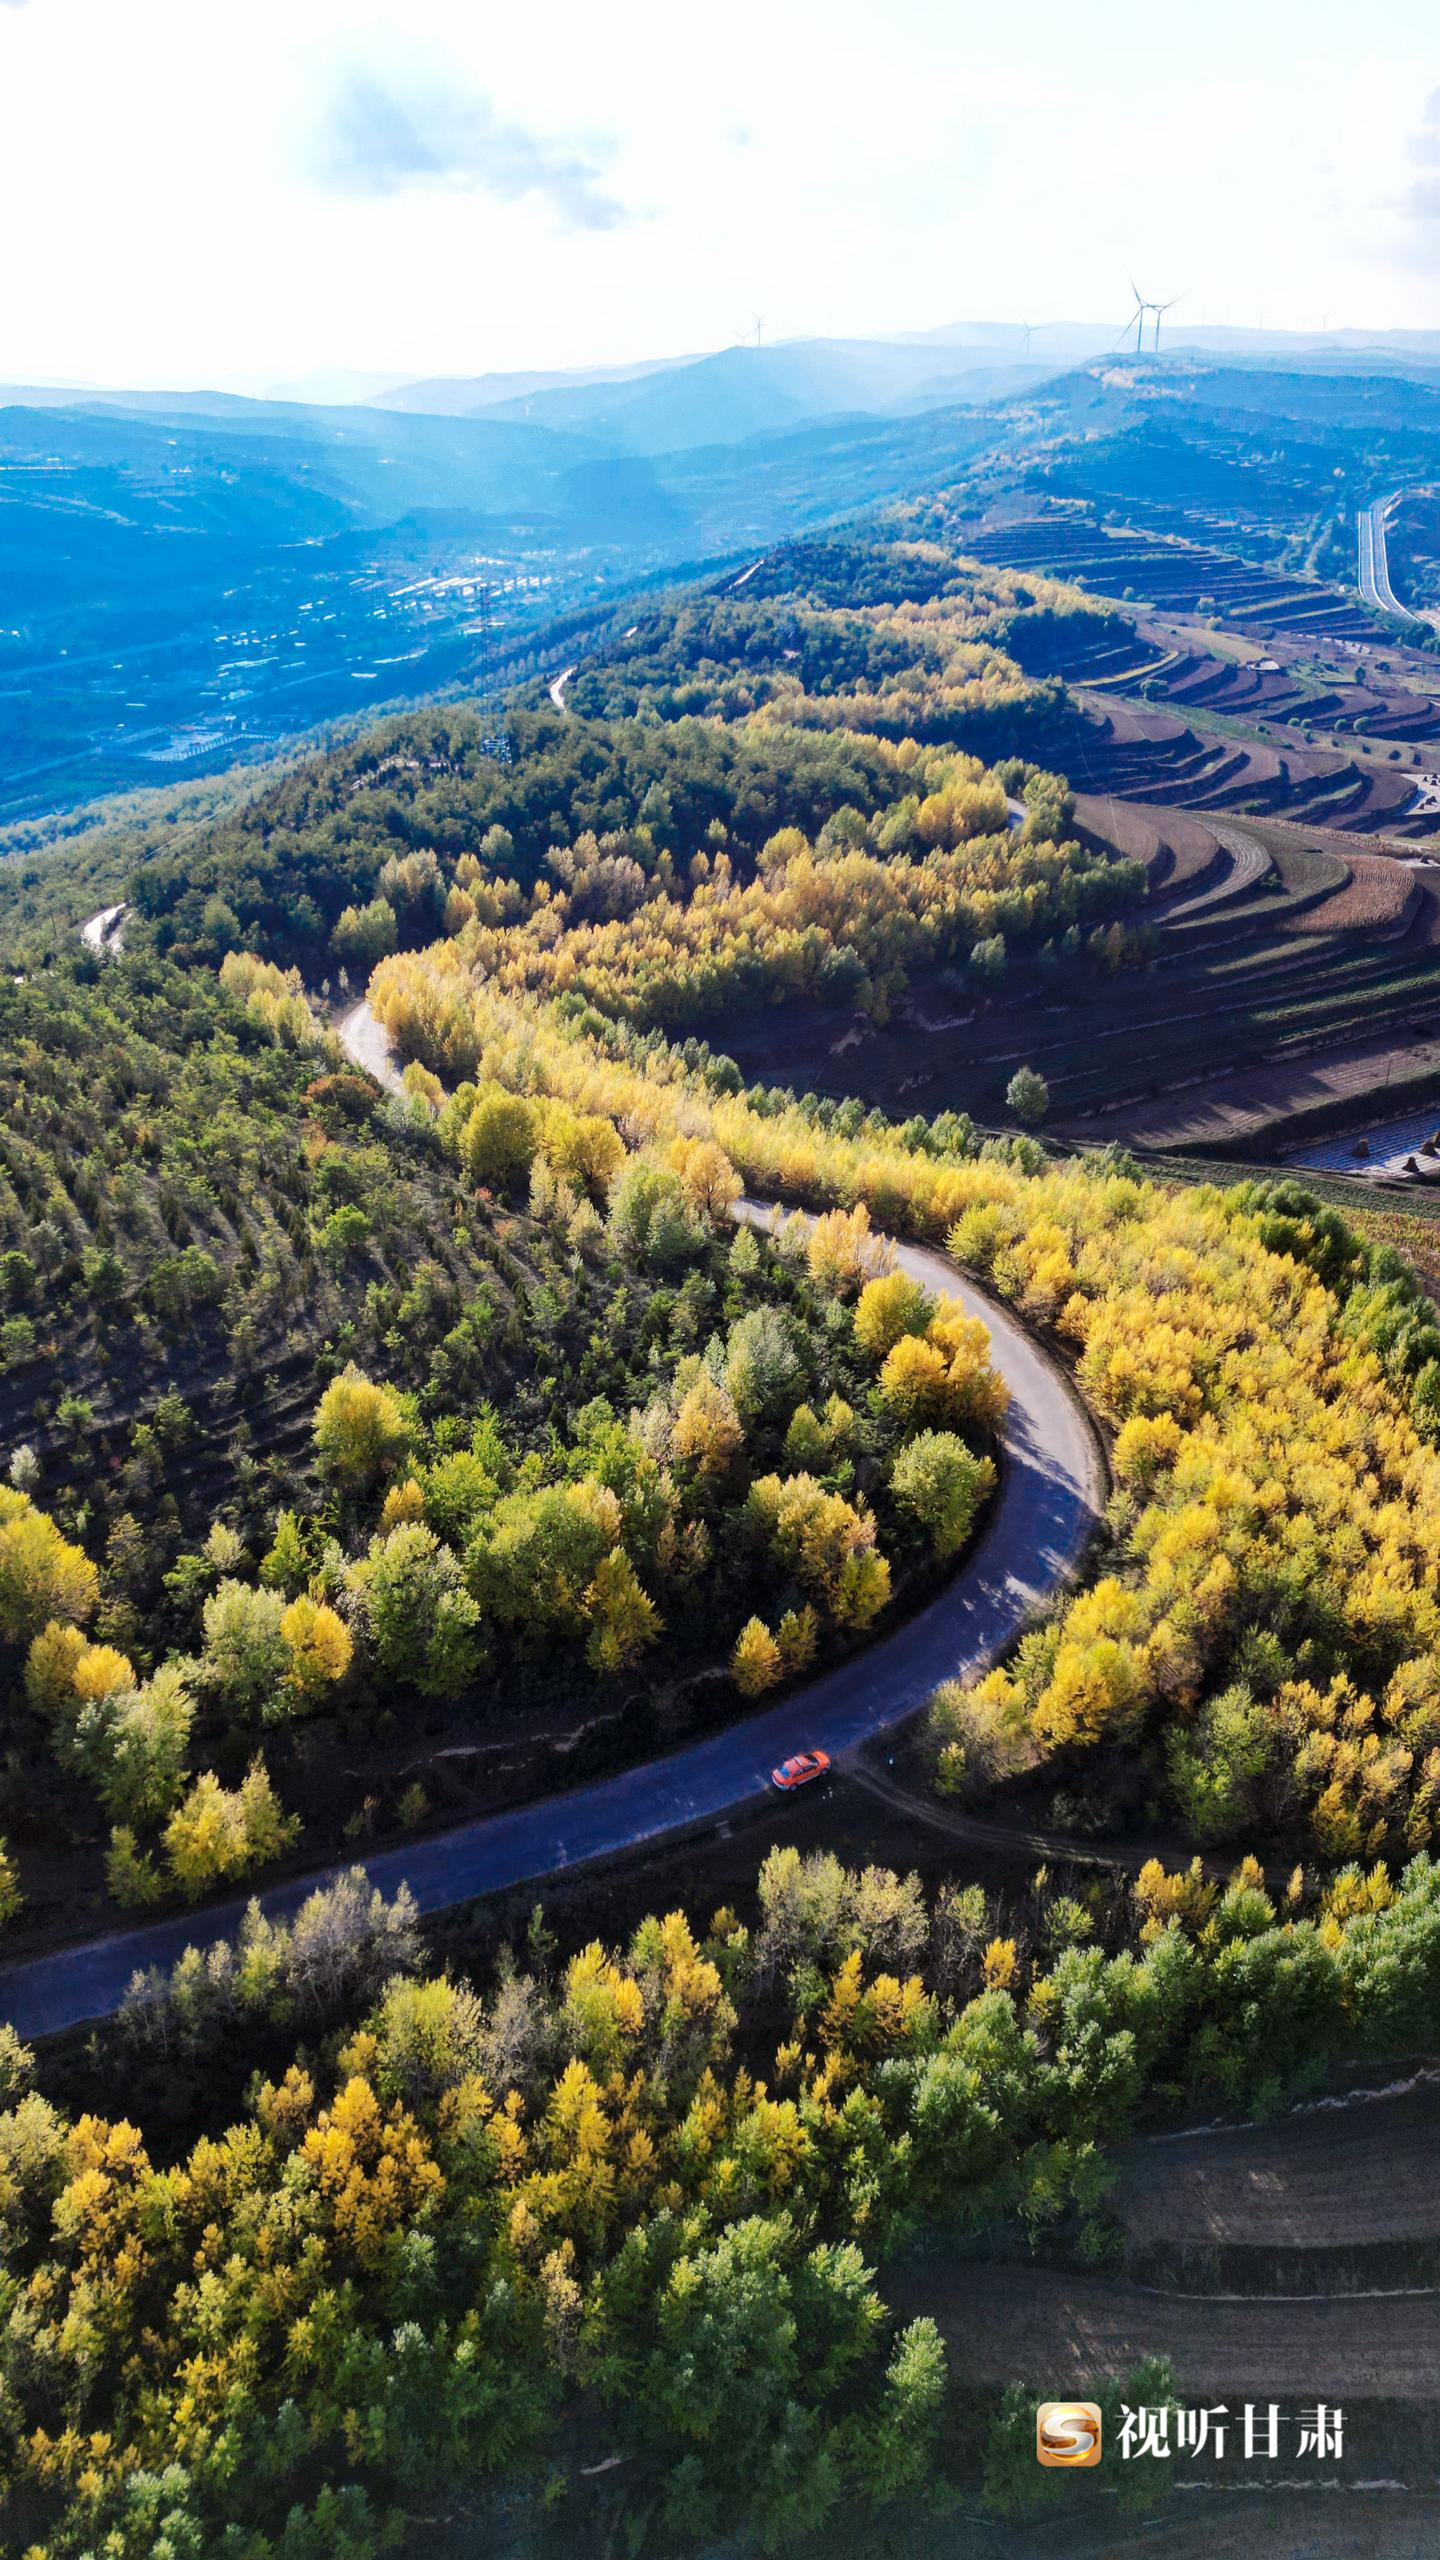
[0,1009,1103,2040]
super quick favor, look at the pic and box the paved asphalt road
[1358,492,1423,624]
[0,1024,1103,2040]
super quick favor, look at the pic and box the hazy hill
[0,383,997,821]
[373,322,1440,455]
[378,335,1046,449]
[378,353,694,415]
[13,341,1440,827]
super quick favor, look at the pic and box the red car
[770,1749,831,1791]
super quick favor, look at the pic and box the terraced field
[961,508,1377,643]
[1140,646,1440,744]
[1042,690,1430,835]
[957,501,1440,837]
[726,794,1440,1152]
[1044,837,1440,1141]
[889,2074,1440,2503]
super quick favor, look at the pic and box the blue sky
[2,0,1439,392]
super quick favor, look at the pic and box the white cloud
[1400,88,1440,223]
[0,0,1436,389]
[305,55,625,229]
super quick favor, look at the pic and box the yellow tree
[854,1272,934,1363]
[673,1375,744,1478]
[313,1366,409,1491]
[0,1490,98,1644]
[280,1596,354,1705]
[733,1618,783,1695]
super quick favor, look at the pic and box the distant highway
[0,1005,1104,2040]
[1357,493,1425,624]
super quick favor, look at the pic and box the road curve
[79,903,128,954]
[0,1026,1103,2040]
[335,995,407,1091]
[1358,493,1424,625]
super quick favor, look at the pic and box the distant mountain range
[374,338,1046,450]
[361,322,1440,456]
[8,322,1440,827]
[12,320,1440,467]
[0,356,1000,821]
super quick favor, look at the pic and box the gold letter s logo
[1037,2403,1103,2466]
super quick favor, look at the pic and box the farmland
[952,508,1440,835]
[742,393,1440,1167]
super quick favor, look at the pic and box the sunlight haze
[2,0,1437,391]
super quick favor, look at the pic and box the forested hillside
[9,1840,1440,2555]
[5,499,1440,2555]
[0,953,1010,1934]
[70,538,1113,938]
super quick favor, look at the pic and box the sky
[3,0,1440,394]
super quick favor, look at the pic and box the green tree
[724,1305,805,1424]
[73,1664,194,1826]
[352,1523,483,1697]
[608,1162,707,1271]
[983,2381,1063,2518]
[332,897,399,965]
[1165,1680,1280,1838]
[891,1431,995,1557]
[259,1508,315,1597]
[198,1578,288,1717]
[467,1480,619,1636]
[1005,1064,1049,1125]
[846,2317,947,2504]
[318,1203,371,1261]
[458,1086,537,1191]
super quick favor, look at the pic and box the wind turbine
[1151,294,1181,354]
[752,314,764,350]
[1119,280,1147,355]
[1019,319,1034,359]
